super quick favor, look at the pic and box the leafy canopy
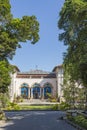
[0,0,40,93]
[58,0,87,87]
[0,0,39,60]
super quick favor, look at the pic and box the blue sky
[10,0,66,72]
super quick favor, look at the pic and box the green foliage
[58,0,87,81]
[46,93,52,98]
[50,99,57,102]
[7,104,53,110]
[0,92,9,121]
[59,102,70,110]
[52,102,71,111]
[0,111,6,120]
[68,115,87,129]
[45,93,57,102]
[14,96,23,103]
[0,0,39,60]
[0,93,9,108]
[52,104,59,110]
[0,60,13,93]
[7,102,20,110]
[58,0,87,106]
[0,0,39,94]
[63,77,86,109]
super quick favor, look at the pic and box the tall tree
[0,0,39,93]
[0,0,39,61]
[58,0,87,107]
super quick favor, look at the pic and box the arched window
[44,83,52,99]
[21,83,28,98]
[32,83,40,99]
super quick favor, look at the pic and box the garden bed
[66,110,87,130]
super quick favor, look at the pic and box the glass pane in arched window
[32,83,40,99]
[44,84,52,99]
[21,83,28,98]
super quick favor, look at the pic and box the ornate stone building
[9,65,63,102]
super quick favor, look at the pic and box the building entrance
[44,86,51,99]
[21,83,29,99]
[21,87,28,99]
[33,87,40,99]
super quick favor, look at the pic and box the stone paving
[0,111,77,130]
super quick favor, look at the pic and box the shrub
[7,102,20,110]
[67,114,87,129]
[59,102,70,110]
[73,115,87,129]
[52,104,59,110]
[16,96,23,103]
[50,99,57,102]
[0,93,9,108]
[0,111,6,120]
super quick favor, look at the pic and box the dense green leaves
[0,0,39,93]
[6,16,39,44]
[58,0,87,106]
[0,61,12,93]
[0,0,39,60]
[58,0,87,86]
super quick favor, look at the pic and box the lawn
[19,104,54,110]
[3,102,56,110]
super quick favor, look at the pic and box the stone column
[30,88,31,99]
[31,88,33,99]
[39,88,41,99]
[42,87,44,99]
[28,88,30,99]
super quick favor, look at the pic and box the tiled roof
[18,69,55,75]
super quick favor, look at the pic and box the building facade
[9,65,63,102]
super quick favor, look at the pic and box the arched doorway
[21,83,28,99]
[32,83,40,99]
[44,83,52,99]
